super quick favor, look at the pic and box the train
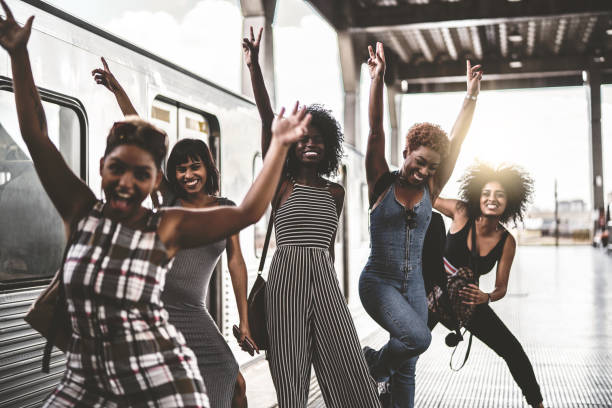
[0,1,373,406]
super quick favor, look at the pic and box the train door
[149,96,224,327]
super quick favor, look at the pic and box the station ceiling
[305,0,612,92]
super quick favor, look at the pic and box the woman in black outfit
[432,161,544,408]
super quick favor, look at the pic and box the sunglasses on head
[405,208,417,229]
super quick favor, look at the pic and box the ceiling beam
[348,0,612,32]
[397,53,612,83]
[402,75,591,93]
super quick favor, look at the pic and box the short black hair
[286,104,343,178]
[104,116,168,169]
[459,161,534,226]
[166,138,219,198]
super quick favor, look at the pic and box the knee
[398,328,431,357]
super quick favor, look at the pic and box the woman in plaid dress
[0,3,311,406]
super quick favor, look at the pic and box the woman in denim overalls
[359,42,483,408]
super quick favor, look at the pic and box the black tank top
[444,218,509,276]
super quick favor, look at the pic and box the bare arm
[243,27,275,156]
[159,104,311,255]
[226,233,259,351]
[365,42,390,198]
[490,234,515,301]
[327,183,345,261]
[460,234,515,305]
[92,57,138,116]
[431,60,483,200]
[0,3,95,229]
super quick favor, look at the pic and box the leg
[231,372,247,408]
[310,251,380,408]
[466,305,543,406]
[359,276,432,381]
[266,247,313,407]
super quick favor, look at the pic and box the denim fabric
[360,183,432,408]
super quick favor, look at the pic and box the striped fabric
[443,256,458,275]
[43,202,209,408]
[266,183,381,408]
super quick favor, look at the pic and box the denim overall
[359,182,433,408]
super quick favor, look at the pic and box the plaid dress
[43,202,209,408]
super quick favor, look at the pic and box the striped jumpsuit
[43,202,209,408]
[266,182,380,408]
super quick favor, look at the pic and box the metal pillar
[387,86,400,167]
[338,30,360,147]
[585,69,605,211]
[240,0,277,106]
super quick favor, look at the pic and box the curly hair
[459,161,534,225]
[166,138,220,198]
[405,122,450,159]
[286,104,344,178]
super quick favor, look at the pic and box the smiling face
[174,156,207,196]
[293,124,326,167]
[400,145,441,186]
[100,144,161,219]
[480,181,507,218]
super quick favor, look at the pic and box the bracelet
[465,94,477,101]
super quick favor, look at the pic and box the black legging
[428,305,543,406]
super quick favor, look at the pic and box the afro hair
[459,161,534,226]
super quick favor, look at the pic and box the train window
[0,87,85,285]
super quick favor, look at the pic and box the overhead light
[507,0,521,2]
[593,55,606,63]
[582,70,588,82]
[401,80,408,93]
[509,60,523,69]
[508,27,522,42]
[607,28,612,35]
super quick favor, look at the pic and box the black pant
[428,304,543,406]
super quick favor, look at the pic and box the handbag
[246,181,288,351]
[24,222,77,373]
[426,218,480,370]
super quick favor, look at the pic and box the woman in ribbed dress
[93,61,256,408]
[433,162,544,408]
[1,3,310,406]
[243,27,380,407]
[360,42,482,408]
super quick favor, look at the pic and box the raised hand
[0,0,33,55]
[92,57,122,93]
[367,42,385,80]
[271,102,312,147]
[242,26,263,67]
[466,60,483,97]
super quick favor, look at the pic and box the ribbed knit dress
[161,194,239,408]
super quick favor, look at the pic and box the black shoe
[363,346,389,382]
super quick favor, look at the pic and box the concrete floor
[243,246,612,407]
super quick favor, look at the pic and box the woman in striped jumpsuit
[93,61,256,408]
[0,8,311,405]
[244,27,380,407]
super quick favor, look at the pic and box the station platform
[242,246,612,407]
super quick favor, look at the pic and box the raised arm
[243,27,275,156]
[431,60,482,200]
[365,42,390,198]
[0,1,95,228]
[159,103,311,256]
[92,57,138,116]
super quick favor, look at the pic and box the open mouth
[303,151,320,160]
[109,191,135,212]
[486,203,499,210]
[183,178,200,188]
[412,171,425,182]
